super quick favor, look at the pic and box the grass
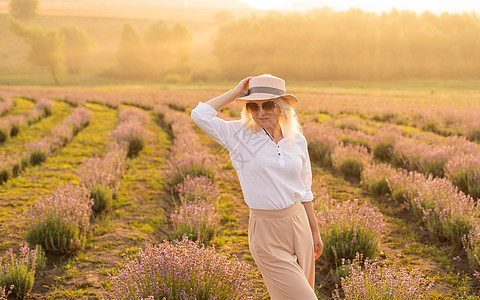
[308,164,480,298]
[0,99,73,154]
[23,105,171,298]
[1,84,480,298]
[0,97,35,117]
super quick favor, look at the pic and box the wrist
[229,88,243,99]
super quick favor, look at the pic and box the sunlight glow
[238,0,480,13]
[239,0,295,10]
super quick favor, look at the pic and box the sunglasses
[246,101,276,114]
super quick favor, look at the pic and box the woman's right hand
[232,76,254,99]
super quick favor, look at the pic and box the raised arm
[205,76,253,111]
[191,76,253,150]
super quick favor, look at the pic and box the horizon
[0,0,476,14]
[237,0,480,13]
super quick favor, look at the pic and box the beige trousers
[248,202,317,300]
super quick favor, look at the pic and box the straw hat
[235,74,298,104]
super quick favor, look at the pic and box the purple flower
[103,237,257,299]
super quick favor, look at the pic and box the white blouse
[191,101,314,210]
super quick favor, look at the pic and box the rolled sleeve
[300,137,314,202]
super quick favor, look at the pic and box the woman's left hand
[313,231,323,260]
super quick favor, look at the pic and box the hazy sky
[238,0,480,13]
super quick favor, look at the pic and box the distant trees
[9,17,64,85]
[171,23,193,74]
[116,21,193,80]
[117,24,151,79]
[9,0,38,19]
[213,10,234,25]
[9,18,95,84]
[60,24,94,74]
[145,20,173,76]
[213,9,480,80]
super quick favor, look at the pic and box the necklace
[263,128,274,142]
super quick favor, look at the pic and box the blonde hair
[240,97,302,142]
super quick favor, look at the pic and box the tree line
[8,0,480,83]
[9,18,192,84]
[8,0,193,84]
[213,8,480,80]
[113,21,193,80]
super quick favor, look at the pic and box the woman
[191,74,323,300]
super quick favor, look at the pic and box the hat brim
[235,93,298,104]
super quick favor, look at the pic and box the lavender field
[0,84,480,299]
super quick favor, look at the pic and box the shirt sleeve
[190,101,240,151]
[300,135,314,202]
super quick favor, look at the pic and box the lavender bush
[0,153,18,184]
[314,194,385,268]
[35,99,54,117]
[338,128,373,152]
[303,122,339,166]
[170,200,221,244]
[332,253,433,299]
[360,163,396,195]
[385,169,424,203]
[79,145,127,213]
[0,96,14,117]
[24,184,93,254]
[401,172,479,247]
[62,106,91,135]
[463,223,480,271]
[444,135,480,156]
[0,120,11,143]
[445,154,480,200]
[26,139,54,166]
[176,174,219,204]
[392,139,454,177]
[7,115,25,137]
[109,120,146,157]
[103,237,256,300]
[25,105,47,126]
[78,143,128,192]
[25,107,91,166]
[51,124,74,147]
[372,126,402,162]
[118,108,150,125]
[164,152,214,192]
[156,105,216,191]
[332,143,372,179]
[0,244,46,299]
[109,108,149,157]
[335,116,362,131]
[466,121,480,142]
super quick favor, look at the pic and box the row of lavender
[154,104,221,243]
[304,121,480,297]
[304,120,480,200]
[0,95,14,117]
[312,187,434,299]
[0,107,149,298]
[0,104,92,299]
[101,105,257,299]
[25,108,147,255]
[295,91,480,143]
[3,85,480,143]
[0,98,53,144]
[0,103,88,185]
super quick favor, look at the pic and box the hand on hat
[232,76,254,99]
